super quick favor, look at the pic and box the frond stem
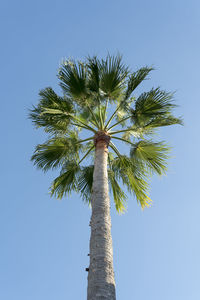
[68,114,97,133]
[104,105,121,130]
[103,98,109,126]
[109,142,121,158]
[98,103,104,129]
[75,137,94,144]
[85,100,101,129]
[78,145,95,164]
[111,136,135,146]
[71,122,97,133]
[89,120,98,128]
[107,115,132,131]
[104,96,129,130]
[109,127,137,135]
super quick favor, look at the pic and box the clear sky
[1,0,200,299]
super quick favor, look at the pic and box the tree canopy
[29,54,182,212]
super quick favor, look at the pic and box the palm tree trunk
[87,139,116,300]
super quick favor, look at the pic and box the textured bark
[87,139,116,300]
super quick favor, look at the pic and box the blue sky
[1,0,200,299]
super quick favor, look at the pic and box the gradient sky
[1,0,200,299]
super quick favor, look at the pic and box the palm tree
[29,55,182,300]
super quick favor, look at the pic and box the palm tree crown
[30,55,182,212]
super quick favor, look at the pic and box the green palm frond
[110,117,181,139]
[39,88,73,111]
[130,140,170,175]
[87,56,101,95]
[29,87,74,133]
[110,155,152,208]
[108,170,127,213]
[50,160,80,199]
[144,115,183,128]
[127,171,152,209]
[77,163,127,212]
[31,133,81,172]
[59,59,88,103]
[125,66,154,100]
[132,88,176,124]
[99,54,129,99]
[30,110,71,134]
[77,165,94,203]
[76,164,128,213]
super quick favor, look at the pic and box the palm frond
[144,115,183,128]
[130,140,170,175]
[133,88,176,124]
[50,160,80,199]
[77,165,94,203]
[59,59,88,103]
[125,66,154,99]
[87,56,101,94]
[31,134,81,172]
[126,170,152,209]
[110,155,152,208]
[108,170,127,213]
[29,87,74,133]
[99,54,129,99]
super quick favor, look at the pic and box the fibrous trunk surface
[87,138,116,300]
